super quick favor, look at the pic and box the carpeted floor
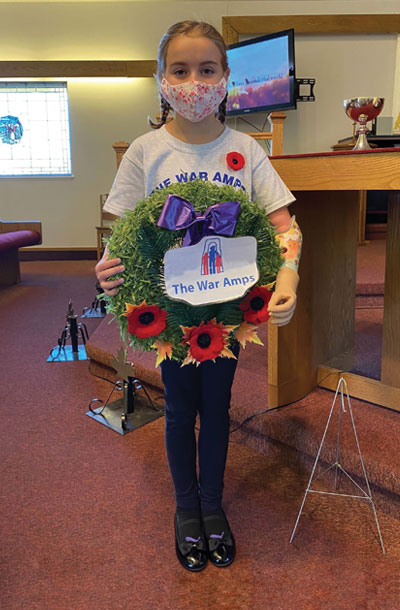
[356,239,385,295]
[1,251,399,610]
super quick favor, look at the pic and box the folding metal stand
[289,377,385,554]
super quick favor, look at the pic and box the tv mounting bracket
[295,78,316,102]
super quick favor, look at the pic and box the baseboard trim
[365,223,387,240]
[19,248,97,261]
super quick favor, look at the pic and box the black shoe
[202,508,236,567]
[174,511,208,572]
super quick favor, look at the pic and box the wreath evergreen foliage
[105,179,284,362]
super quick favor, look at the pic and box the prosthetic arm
[268,215,303,326]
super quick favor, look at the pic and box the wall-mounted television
[226,29,296,116]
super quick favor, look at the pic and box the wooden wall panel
[0,60,157,78]
[222,14,400,44]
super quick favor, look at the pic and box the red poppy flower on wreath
[123,300,167,339]
[239,285,273,324]
[226,151,245,171]
[180,318,237,366]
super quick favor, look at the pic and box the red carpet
[1,252,399,610]
[356,239,385,305]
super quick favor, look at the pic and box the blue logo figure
[201,238,224,276]
[0,115,23,145]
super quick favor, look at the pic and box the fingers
[97,264,125,286]
[268,292,297,326]
[270,307,294,319]
[269,313,294,326]
[100,264,125,282]
[95,256,125,296]
[102,276,125,296]
[269,307,295,325]
[103,285,123,297]
[95,256,122,272]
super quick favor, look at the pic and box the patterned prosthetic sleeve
[274,216,303,273]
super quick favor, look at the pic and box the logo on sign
[201,238,224,276]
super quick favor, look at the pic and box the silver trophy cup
[343,97,384,150]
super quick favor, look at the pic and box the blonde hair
[149,20,228,129]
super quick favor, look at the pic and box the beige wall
[0,0,399,248]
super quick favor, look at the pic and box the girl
[95,20,301,572]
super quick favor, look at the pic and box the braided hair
[148,96,172,129]
[217,93,228,124]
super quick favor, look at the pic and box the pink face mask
[160,77,228,123]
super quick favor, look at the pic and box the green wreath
[105,179,284,365]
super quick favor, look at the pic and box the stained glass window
[0,82,72,177]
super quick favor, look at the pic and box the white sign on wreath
[163,235,259,306]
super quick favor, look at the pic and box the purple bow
[208,531,227,552]
[157,194,241,246]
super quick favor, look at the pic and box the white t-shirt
[103,125,295,217]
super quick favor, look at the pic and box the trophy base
[353,133,371,150]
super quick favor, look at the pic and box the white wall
[1,78,161,249]
[235,33,397,155]
[0,0,399,248]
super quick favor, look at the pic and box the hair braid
[217,93,228,124]
[148,96,172,129]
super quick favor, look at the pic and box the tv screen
[226,29,296,116]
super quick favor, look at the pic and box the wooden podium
[269,148,400,412]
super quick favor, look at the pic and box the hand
[268,290,297,326]
[268,267,299,327]
[95,247,125,296]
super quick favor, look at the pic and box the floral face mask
[160,76,228,123]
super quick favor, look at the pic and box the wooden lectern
[269,148,400,412]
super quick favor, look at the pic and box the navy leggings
[160,343,240,512]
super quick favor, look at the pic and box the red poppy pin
[226,151,245,171]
